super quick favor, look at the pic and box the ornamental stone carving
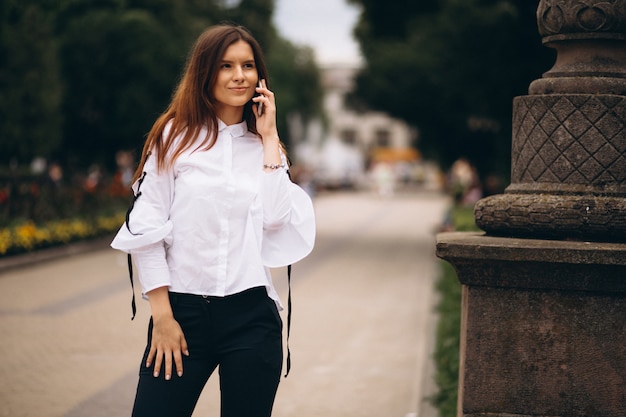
[511,95,626,188]
[538,0,626,39]
[474,0,626,242]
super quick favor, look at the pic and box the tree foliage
[348,0,554,179]
[57,6,183,168]
[266,37,323,147]
[0,0,324,171]
[0,0,63,165]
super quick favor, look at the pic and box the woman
[111,24,315,417]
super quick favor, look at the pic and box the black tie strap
[284,166,294,377]
[123,163,149,320]
[123,152,151,320]
[127,253,137,320]
[284,264,292,377]
[124,172,145,321]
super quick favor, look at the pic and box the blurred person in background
[440,157,482,231]
[111,24,315,417]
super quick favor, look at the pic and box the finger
[181,334,190,357]
[146,345,156,368]
[173,350,184,378]
[257,80,274,99]
[175,335,189,377]
[152,350,162,378]
[164,349,173,381]
[255,96,273,114]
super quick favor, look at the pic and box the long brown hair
[132,24,269,182]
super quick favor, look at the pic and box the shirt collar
[218,119,248,138]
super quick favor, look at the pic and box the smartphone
[257,80,264,116]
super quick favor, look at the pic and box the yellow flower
[1,209,126,256]
[15,221,37,250]
[0,229,11,255]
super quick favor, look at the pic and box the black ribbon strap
[124,168,148,321]
[284,264,292,377]
[283,166,296,377]
[127,253,137,320]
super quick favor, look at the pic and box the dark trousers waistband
[169,286,267,305]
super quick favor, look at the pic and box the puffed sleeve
[110,146,175,293]
[110,152,174,252]
[261,169,315,268]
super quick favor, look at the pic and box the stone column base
[436,232,626,417]
[475,192,626,242]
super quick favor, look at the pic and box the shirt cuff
[261,169,292,229]
[130,242,172,295]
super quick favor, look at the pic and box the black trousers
[131,287,283,417]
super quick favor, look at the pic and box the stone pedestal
[437,233,626,416]
[435,1,626,416]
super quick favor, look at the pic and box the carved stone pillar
[436,1,626,416]
[475,0,626,242]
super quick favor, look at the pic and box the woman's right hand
[145,287,189,380]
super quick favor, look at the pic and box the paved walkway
[0,190,449,417]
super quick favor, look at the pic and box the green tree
[0,0,324,173]
[222,0,274,50]
[54,0,220,169]
[56,5,187,169]
[348,0,554,180]
[266,37,324,149]
[0,0,63,165]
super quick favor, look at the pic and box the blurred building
[293,65,421,190]
[322,65,417,154]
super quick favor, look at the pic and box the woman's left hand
[252,79,279,142]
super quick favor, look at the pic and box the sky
[272,0,362,66]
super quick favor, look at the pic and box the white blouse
[111,119,315,309]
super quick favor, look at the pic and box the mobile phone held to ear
[256,80,264,116]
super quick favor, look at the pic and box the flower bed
[0,212,125,256]
[0,167,132,257]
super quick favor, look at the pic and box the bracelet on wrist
[263,163,285,170]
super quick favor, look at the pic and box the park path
[0,190,448,417]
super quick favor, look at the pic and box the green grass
[451,205,478,232]
[430,204,479,416]
[430,261,462,417]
